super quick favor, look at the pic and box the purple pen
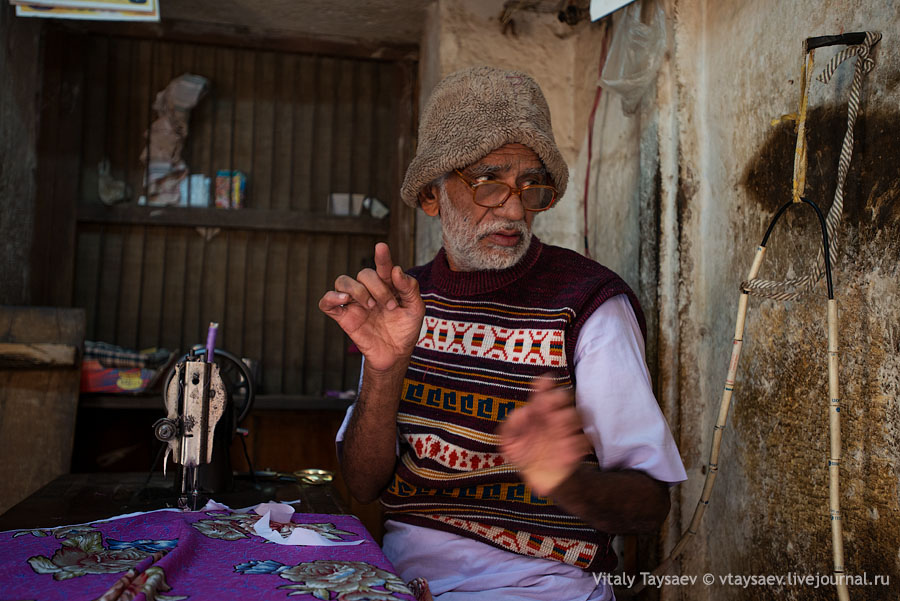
[206,322,218,363]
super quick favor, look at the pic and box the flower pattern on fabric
[27,530,176,582]
[235,559,413,600]
[4,507,413,601]
[192,512,356,542]
[96,564,187,601]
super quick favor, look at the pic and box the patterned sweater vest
[381,238,645,572]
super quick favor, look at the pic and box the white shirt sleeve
[574,294,687,484]
[334,360,364,445]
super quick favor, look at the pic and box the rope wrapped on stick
[631,31,880,600]
[741,31,881,302]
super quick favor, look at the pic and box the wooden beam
[77,205,389,236]
[50,19,418,63]
[0,343,78,368]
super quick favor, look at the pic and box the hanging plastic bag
[599,0,667,114]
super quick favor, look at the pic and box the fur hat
[401,65,568,207]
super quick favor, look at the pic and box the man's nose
[493,190,526,221]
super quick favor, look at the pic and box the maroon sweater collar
[430,236,544,296]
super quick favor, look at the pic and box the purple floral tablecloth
[0,504,416,601]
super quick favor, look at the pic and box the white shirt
[337,294,686,600]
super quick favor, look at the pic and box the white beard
[438,184,532,272]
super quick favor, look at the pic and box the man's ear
[418,185,440,217]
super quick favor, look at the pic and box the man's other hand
[498,377,592,497]
[318,243,425,372]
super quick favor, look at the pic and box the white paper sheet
[252,511,364,547]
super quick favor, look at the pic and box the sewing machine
[152,337,255,510]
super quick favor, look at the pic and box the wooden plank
[232,50,255,207]
[283,235,310,394]
[199,228,228,348]
[79,35,110,206]
[291,55,317,212]
[29,30,86,306]
[0,343,78,368]
[190,44,215,206]
[330,59,355,205]
[353,61,376,204]
[251,51,276,210]
[115,226,145,349]
[0,305,84,347]
[106,37,132,202]
[73,226,102,337]
[50,31,86,307]
[95,226,123,343]
[271,54,295,212]
[223,230,248,354]
[368,63,387,216]
[304,234,330,396]
[372,62,395,244]
[76,204,389,235]
[159,228,188,352]
[0,306,84,515]
[343,234,374,388]
[322,234,349,393]
[130,39,154,203]
[263,232,288,394]
[389,60,418,269]
[211,47,236,206]
[145,38,174,204]
[32,31,64,305]
[311,57,336,215]
[241,231,267,378]
[180,228,206,352]
[136,226,166,349]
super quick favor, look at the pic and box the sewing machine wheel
[164,348,256,425]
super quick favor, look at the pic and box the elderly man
[320,66,685,601]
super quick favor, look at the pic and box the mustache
[476,220,529,240]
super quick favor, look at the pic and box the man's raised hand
[498,376,592,497]
[318,243,425,373]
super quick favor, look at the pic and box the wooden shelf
[79,393,355,412]
[77,204,389,236]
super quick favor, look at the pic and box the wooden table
[0,471,346,531]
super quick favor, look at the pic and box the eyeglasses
[453,170,557,212]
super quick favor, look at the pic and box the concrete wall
[418,1,900,599]
[0,5,43,305]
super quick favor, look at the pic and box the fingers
[374,242,394,283]
[318,290,351,315]
[529,374,573,411]
[332,274,378,309]
[358,268,401,309]
[498,375,586,469]
[392,265,423,306]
